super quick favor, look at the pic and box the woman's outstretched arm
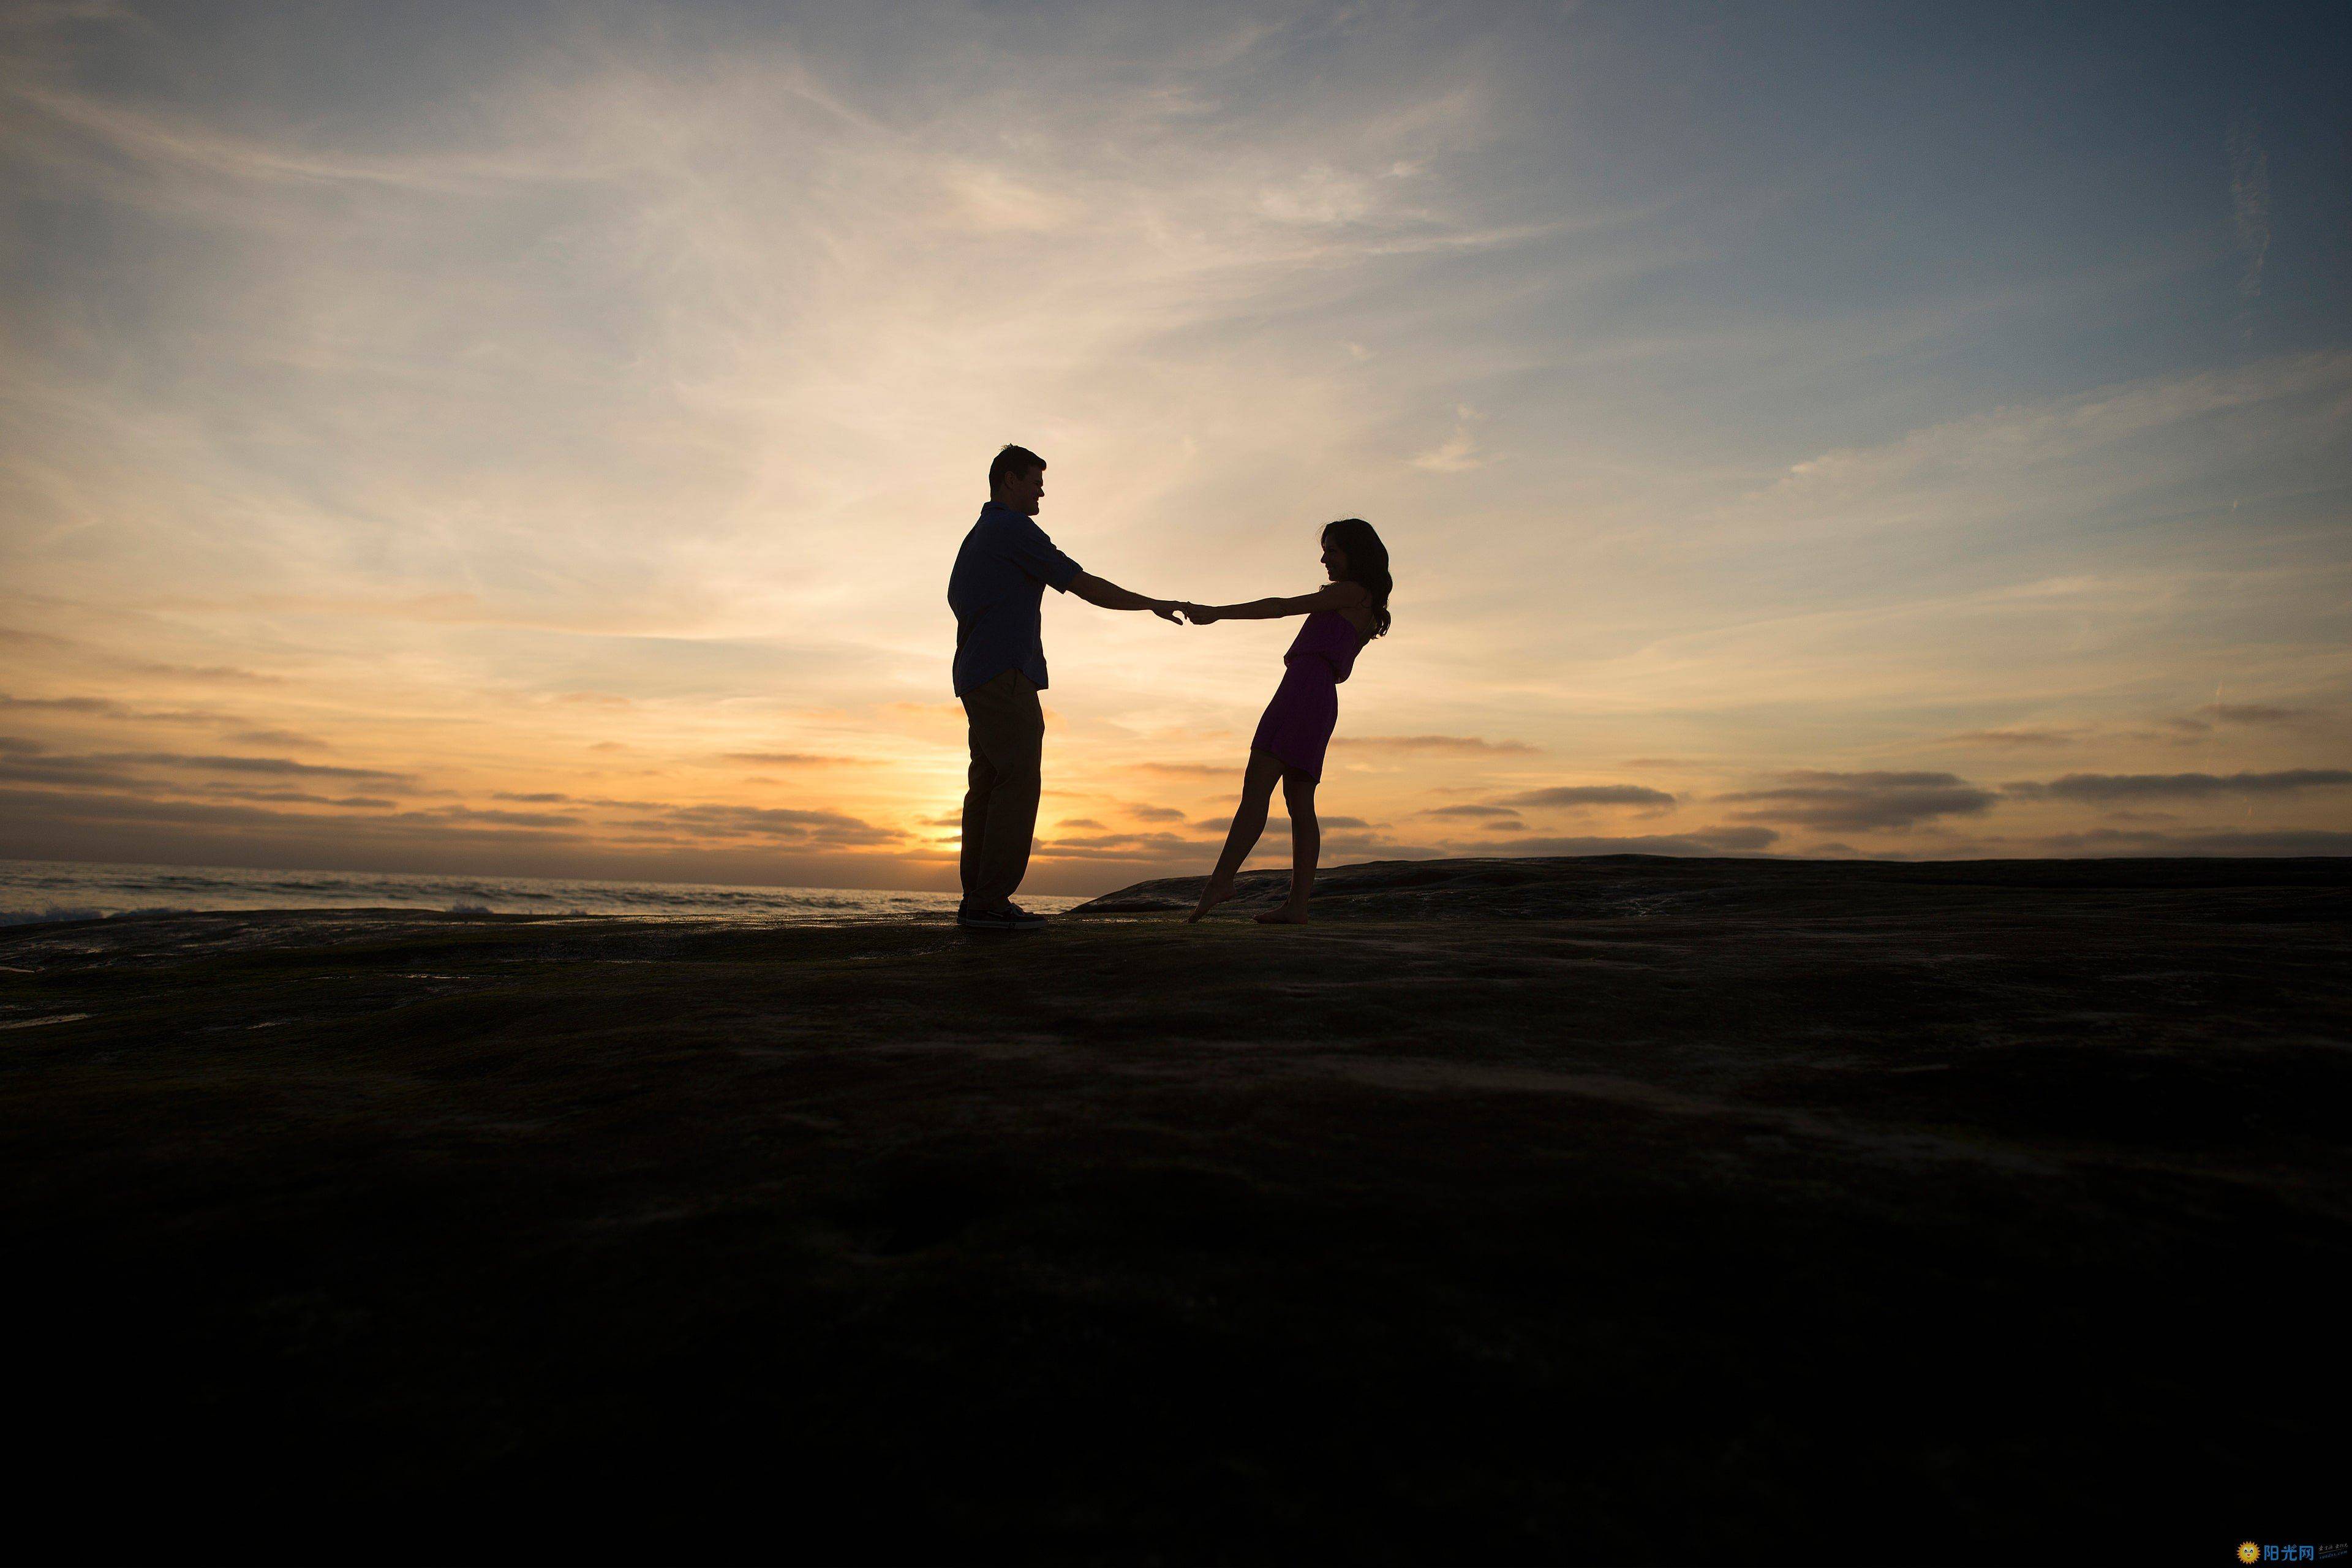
[1184,582,1366,624]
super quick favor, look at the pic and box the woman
[1180,518,1392,924]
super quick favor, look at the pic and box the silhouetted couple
[946,444,1392,933]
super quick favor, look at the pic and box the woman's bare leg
[1188,751,1286,922]
[1256,771,1319,924]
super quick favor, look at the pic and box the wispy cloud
[0,691,232,723]
[110,751,413,785]
[2227,117,2271,303]
[1331,734,1541,753]
[227,728,324,748]
[1446,828,1777,857]
[724,752,856,767]
[1944,728,2081,748]
[1502,784,1676,809]
[1409,404,1484,472]
[2163,703,2314,734]
[2005,769,2352,804]
[2038,827,2352,856]
[1760,351,2352,535]
[1720,771,1997,832]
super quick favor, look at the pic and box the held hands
[1179,603,1220,625]
[1148,600,1221,626]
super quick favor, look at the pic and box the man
[948,445,1180,932]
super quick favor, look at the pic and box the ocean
[0,858,1081,927]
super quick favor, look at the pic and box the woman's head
[1319,518,1392,639]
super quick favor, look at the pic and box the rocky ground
[4,854,2345,1562]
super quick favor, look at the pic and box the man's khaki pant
[959,669,1044,907]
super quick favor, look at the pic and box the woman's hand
[1183,603,1220,625]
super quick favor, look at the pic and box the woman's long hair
[1323,518,1392,640]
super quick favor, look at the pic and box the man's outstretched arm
[1068,572,1183,623]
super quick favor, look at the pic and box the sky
[2,0,2349,894]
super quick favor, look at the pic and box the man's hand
[1069,572,1181,617]
[1153,600,1183,624]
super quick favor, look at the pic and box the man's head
[989,445,1046,515]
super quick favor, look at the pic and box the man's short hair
[989,444,1046,492]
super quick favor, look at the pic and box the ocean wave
[1,905,108,927]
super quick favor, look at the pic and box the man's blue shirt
[947,502,1084,697]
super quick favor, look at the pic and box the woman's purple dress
[1248,611,1365,781]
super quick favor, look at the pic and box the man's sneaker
[956,902,1048,932]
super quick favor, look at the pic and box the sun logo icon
[2239,1545,2261,1564]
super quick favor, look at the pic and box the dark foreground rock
[3,855,2346,1563]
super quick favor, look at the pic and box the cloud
[0,693,122,715]
[1945,728,2079,748]
[1042,830,1210,853]
[120,661,282,685]
[2003,769,2352,803]
[2163,703,2312,735]
[2228,118,2271,301]
[399,805,581,830]
[1316,835,1452,860]
[1125,802,1188,821]
[1501,785,1676,809]
[1419,804,1521,818]
[1446,827,1778,856]
[1759,350,2352,540]
[0,786,413,836]
[1409,404,1484,472]
[724,752,846,766]
[2038,827,2352,856]
[2207,703,2309,725]
[1033,828,1211,862]
[227,729,325,748]
[107,751,414,786]
[198,785,396,809]
[0,751,144,788]
[1330,734,1541,753]
[1720,771,1995,831]
[0,692,233,724]
[626,803,902,846]
[1699,827,1781,850]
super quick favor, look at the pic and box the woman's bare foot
[1254,903,1310,924]
[1185,875,1237,923]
